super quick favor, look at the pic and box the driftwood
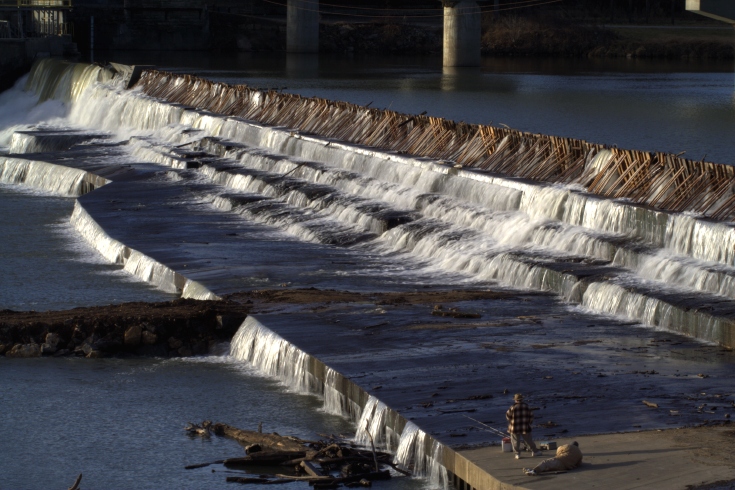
[224,451,308,468]
[185,421,400,487]
[67,474,82,490]
[301,460,324,477]
[184,460,224,470]
[212,422,309,453]
[226,476,294,484]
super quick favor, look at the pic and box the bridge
[0,0,73,38]
[686,0,735,24]
[286,0,482,67]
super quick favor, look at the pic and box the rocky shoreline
[318,21,734,60]
[0,298,250,359]
[0,288,512,359]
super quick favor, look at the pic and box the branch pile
[185,421,404,488]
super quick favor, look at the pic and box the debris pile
[185,421,405,487]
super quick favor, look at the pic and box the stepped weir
[4,58,735,489]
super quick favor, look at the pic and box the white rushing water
[230,317,448,488]
[5,58,735,488]
[7,58,735,345]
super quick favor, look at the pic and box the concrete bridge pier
[287,0,319,54]
[443,0,481,67]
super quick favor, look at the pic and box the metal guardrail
[0,0,72,8]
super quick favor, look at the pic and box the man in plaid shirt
[506,393,541,459]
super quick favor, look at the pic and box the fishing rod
[462,414,508,438]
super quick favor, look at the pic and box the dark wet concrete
[243,296,735,450]
[14,139,735,450]
[21,142,481,295]
[10,131,735,490]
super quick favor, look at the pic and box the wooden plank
[301,460,324,478]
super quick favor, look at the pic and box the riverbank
[481,17,734,59]
[0,288,512,359]
[319,19,734,60]
[0,297,249,358]
[287,19,735,59]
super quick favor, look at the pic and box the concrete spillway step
[131,139,420,236]
[192,136,735,302]
[72,171,468,295]
[28,133,735,347]
[10,129,109,154]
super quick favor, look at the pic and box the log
[184,460,224,470]
[339,470,391,484]
[274,474,333,481]
[224,451,307,467]
[225,476,294,485]
[300,460,324,478]
[643,400,659,409]
[68,474,83,490]
[211,422,309,453]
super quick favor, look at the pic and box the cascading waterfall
[354,396,400,452]
[0,157,108,197]
[70,203,219,300]
[392,422,449,489]
[25,58,116,104]
[13,58,735,348]
[230,317,321,394]
[229,318,450,487]
[60,80,735,275]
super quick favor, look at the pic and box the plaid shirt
[506,402,534,434]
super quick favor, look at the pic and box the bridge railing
[0,0,72,8]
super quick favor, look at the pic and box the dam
[2,58,735,489]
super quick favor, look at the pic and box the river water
[1,53,734,489]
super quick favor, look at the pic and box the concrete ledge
[461,428,735,490]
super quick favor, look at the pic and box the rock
[124,325,143,346]
[141,330,157,345]
[178,346,193,357]
[168,337,183,350]
[81,342,95,356]
[41,332,61,355]
[41,343,57,355]
[71,326,86,343]
[93,337,123,353]
[45,332,60,347]
[245,444,262,454]
[6,343,41,358]
[86,350,106,358]
[191,340,208,355]
[0,343,6,355]
[217,314,246,333]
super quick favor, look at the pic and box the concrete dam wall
[5,58,735,489]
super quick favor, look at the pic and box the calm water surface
[1,356,428,490]
[0,185,174,311]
